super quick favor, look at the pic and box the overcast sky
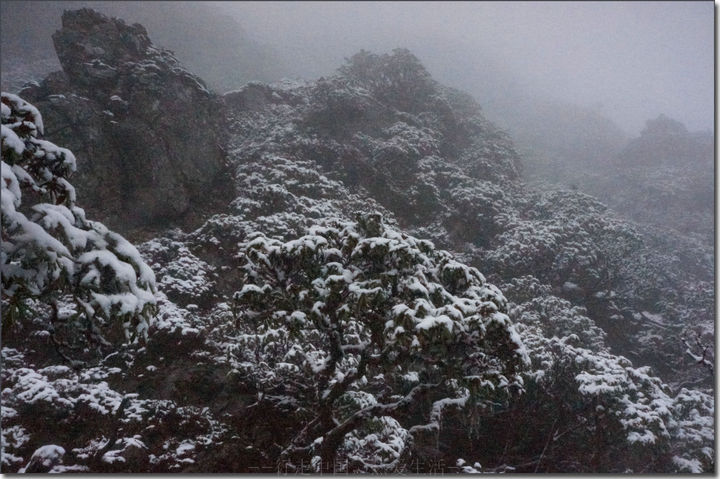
[213,1,713,134]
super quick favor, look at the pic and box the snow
[672,456,703,473]
[455,458,483,473]
[1,125,25,154]
[641,311,664,322]
[2,161,22,206]
[2,424,30,453]
[2,92,44,134]
[238,284,265,296]
[176,441,195,456]
[341,415,409,472]
[627,430,657,444]
[6,368,71,407]
[31,138,77,171]
[402,371,419,383]
[102,451,127,464]
[415,314,454,332]
[50,464,90,473]
[79,250,138,284]
[19,445,65,472]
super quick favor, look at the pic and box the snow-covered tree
[452,272,715,474]
[229,214,528,471]
[1,92,156,358]
[451,318,713,473]
[339,49,436,114]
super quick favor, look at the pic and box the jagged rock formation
[18,8,233,236]
[0,1,287,94]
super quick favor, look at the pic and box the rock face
[19,8,233,236]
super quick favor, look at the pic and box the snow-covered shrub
[139,237,215,309]
[1,339,236,473]
[370,122,440,171]
[502,275,607,351]
[1,92,156,350]
[306,76,380,134]
[339,49,436,114]
[667,387,714,472]
[463,325,714,473]
[485,191,640,291]
[229,214,528,471]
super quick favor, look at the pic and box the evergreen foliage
[1,92,156,356]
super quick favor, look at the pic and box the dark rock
[26,8,234,237]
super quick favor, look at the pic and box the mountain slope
[1,9,713,474]
[587,115,714,242]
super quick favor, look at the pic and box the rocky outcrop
[19,8,233,236]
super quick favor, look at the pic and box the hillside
[584,115,714,242]
[1,9,713,473]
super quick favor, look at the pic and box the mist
[211,1,713,135]
[1,1,712,135]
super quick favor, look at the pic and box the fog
[1,1,712,135]
[211,1,713,135]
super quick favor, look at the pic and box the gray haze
[212,1,713,135]
[0,1,712,135]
